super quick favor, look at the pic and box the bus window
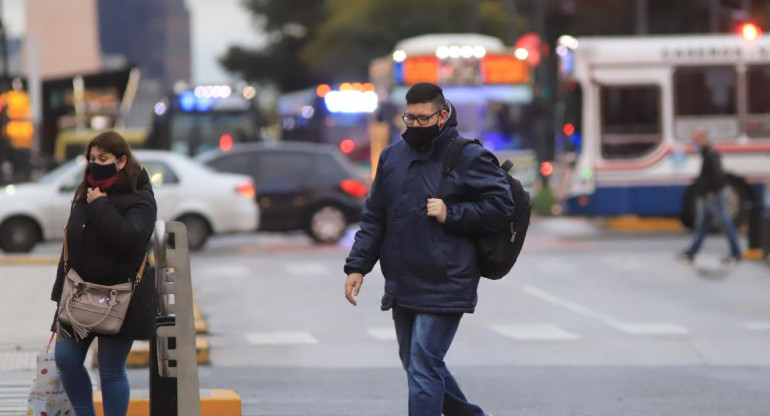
[674,66,738,141]
[746,65,770,138]
[600,85,661,159]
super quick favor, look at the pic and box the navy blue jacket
[344,106,514,313]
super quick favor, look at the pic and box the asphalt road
[133,218,770,415]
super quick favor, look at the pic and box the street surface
[2,217,770,415]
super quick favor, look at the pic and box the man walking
[679,129,742,264]
[344,82,514,416]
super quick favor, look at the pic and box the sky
[2,0,263,83]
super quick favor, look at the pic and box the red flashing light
[340,179,368,198]
[540,161,553,177]
[340,138,355,154]
[219,133,233,152]
[563,123,575,136]
[739,22,762,41]
[236,182,256,199]
[316,84,331,98]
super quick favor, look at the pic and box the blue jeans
[393,307,485,416]
[55,334,134,416]
[685,191,742,258]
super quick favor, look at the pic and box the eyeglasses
[402,110,440,126]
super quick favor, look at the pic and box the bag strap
[438,138,479,198]
[63,227,148,285]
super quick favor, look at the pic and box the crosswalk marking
[610,322,690,335]
[283,263,329,275]
[245,331,320,346]
[489,324,580,341]
[740,322,770,331]
[0,384,29,416]
[366,327,397,341]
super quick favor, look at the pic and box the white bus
[369,33,537,183]
[553,33,770,227]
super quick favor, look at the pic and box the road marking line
[284,263,329,275]
[489,324,580,341]
[245,331,319,346]
[367,327,397,341]
[610,322,689,335]
[740,322,770,331]
[521,284,689,336]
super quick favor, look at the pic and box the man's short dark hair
[405,82,446,111]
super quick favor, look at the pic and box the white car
[0,150,259,253]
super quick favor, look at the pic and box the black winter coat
[693,146,727,196]
[51,169,157,339]
[344,106,515,313]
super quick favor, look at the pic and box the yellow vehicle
[54,128,147,163]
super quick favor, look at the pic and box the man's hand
[86,187,106,204]
[345,273,364,306]
[427,198,447,224]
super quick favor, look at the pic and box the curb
[743,248,767,261]
[0,255,59,265]
[94,388,241,416]
[604,216,685,232]
[123,338,210,368]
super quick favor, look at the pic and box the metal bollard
[150,220,201,416]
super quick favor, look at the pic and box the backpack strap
[438,138,480,198]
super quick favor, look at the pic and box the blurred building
[24,0,102,78]
[97,0,191,88]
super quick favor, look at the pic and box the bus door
[576,68,670,215]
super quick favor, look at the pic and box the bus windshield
[169,112,258,156]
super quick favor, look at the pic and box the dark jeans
[685,191,742,258]
[55,334,134,416]
[393,307,485,416]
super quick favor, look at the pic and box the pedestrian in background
[51,131,157,416]
[679,129,742,264]
[344,82,513,416]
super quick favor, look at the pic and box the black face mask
[89,162,119,181]
[402,124,441,150]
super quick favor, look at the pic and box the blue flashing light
[394,61,404,85]
[179,91,196,112]
[196,96,214,112]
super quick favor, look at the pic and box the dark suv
[196,142,368,243]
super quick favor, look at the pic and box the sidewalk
[0,263,63,414]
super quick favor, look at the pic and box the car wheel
[177,215,211,251]
[0,217,41,253]
[305,205,348,244]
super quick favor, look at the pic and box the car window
[254,151,312,188]
[309,153,349,185]
[143,161,179,187]
[205,153,253,176]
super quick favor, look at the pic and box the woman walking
[50,130,157,416]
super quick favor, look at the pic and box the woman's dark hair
[73,130,143,203]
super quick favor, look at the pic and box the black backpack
[439,138,531,280]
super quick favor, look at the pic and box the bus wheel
[680,176,751,231]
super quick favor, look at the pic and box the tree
[220,0,517,91]
[219,0,329,91]
[300,0,512,83]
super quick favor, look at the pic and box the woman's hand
[86,187,106,204]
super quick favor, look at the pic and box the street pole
[469,0,480,33]
[710,0,721,33]
[0,0,11,184]
[501,0,518,45]
[635,0,648,35]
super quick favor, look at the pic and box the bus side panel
[566,185,687,217]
